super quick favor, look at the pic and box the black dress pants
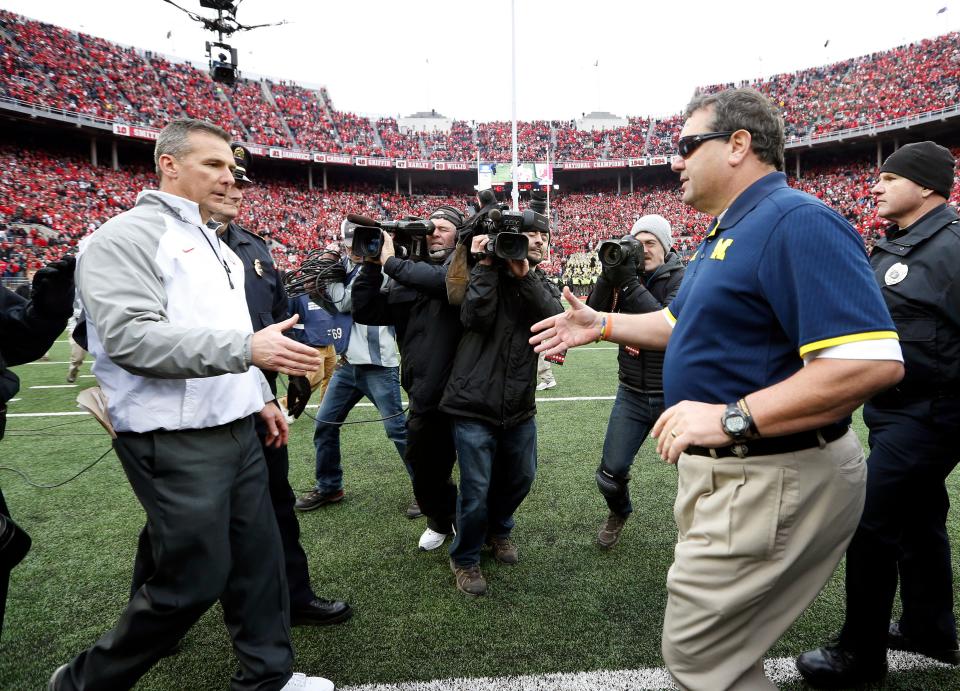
[132,417,317,609]
[840,397,960,657]
[407,409,457,534]
[63,416,292,691]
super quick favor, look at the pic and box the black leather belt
[686,423,848,459]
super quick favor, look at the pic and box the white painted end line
[340,651,952,691]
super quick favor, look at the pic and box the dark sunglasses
[676,131,736,158]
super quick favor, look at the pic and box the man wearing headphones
[351,205,465,551]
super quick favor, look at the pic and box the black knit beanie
[879,141,955,199]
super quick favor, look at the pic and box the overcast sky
[3,1,957,121]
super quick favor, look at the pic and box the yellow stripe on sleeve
[663,307,677,327]
[798,331,899,358]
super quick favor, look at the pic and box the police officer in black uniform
[1,257,75,640]
[799,141,960,686]
[131,145,350,627]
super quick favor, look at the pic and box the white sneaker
[418,527,452,551]
[536,381,557,391]
[281,672,334,691]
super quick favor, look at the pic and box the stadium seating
[7,141,957,280]
[3,10,957,160]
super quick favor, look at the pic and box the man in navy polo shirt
[531,87,904,690]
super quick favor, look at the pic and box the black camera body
[350,218,436,261]
[464,190,550,262]
[597,234,642,270]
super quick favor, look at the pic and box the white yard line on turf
[22,361,72,365]
[341,651,952,691]
[30,384,78,389]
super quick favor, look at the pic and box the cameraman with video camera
[351,205,465,552]
[587,214,684,550]
[438,199,563,596]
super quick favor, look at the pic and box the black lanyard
[197,221,235,290]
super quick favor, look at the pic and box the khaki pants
[278,344,336,411]
[67,337,87,381]
[537,353,555,386]
[662,430,866,690]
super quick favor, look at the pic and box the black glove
[31,255,76,320]
[603,256,640,289]
[286,375,312,418]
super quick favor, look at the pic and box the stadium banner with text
[108,121,672,171]
[112,123,160,141]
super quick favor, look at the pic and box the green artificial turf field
[1,337,958,690]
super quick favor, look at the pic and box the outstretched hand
[529,287,602,357]
[251,315,323,376]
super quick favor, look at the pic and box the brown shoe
[487,536,518,565]
[450,559,487,595]
[597,512,628,550]
[295,488,344,511]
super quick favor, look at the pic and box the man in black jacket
[587,214,684,550]
[351,205,465,552]
[798,141,960,686]
[1,257,74,641]
[439,226,563,596]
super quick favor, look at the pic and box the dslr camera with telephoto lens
[597,234,643,270]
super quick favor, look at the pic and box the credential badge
[884,262,908,286]
[253,258,264,277]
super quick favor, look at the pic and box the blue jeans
[313,363,410,493]
[599,385,664,517]
[449,417,537,567]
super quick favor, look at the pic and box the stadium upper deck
[1,8,958,162]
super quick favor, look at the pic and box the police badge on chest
[884,262,908,286]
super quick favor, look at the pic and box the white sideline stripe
[22,361,72,365]
[341,651,951,691]
[7,396,618,418]
[30,384,78,389]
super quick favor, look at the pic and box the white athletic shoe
[418,527,452,551]
[281,672,334,691]
[536,381,557,391]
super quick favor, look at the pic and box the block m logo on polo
[709,238,734,261]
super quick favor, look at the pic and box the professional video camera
[282,248,347,311]
[344,214,436,261]
[597,234,642,270]
[458,189,550,262]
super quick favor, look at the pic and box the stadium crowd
[2,10,958,162]
[3,142,959,280]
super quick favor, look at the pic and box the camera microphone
[346,214,379,227]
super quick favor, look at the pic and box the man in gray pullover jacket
[49,119,331,691]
